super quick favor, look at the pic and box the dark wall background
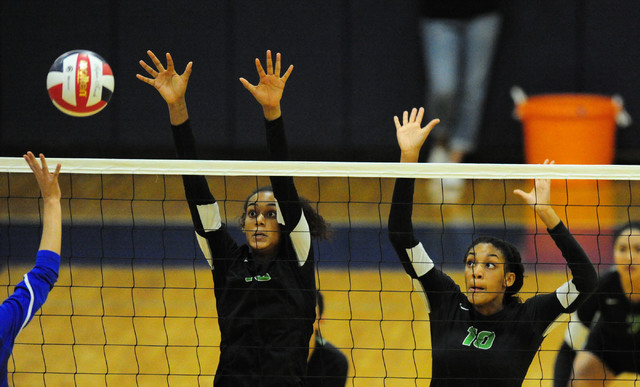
[2,0,640,164]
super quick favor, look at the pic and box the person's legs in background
[420,18,465,200]
[421,17,460,163]
[452,12,502,163]
[420,13,501,201]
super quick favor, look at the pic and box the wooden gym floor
[2,173,639,386]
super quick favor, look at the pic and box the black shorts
[583,326,640,375]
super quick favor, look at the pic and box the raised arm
[0,153,62,340]
[240,51,300,226]
[512,159,561,229]
[513,161,597,312]
[393,107,440,164]
[240,51,293,165]
[137,51,226,269]
[388,108,440,277]
[24,152,61,255]
[239,50,293,122]
[137,50,192,126]
[137,50,209,201]
[240,51,311,265]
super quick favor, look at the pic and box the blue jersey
[0,250,60,387]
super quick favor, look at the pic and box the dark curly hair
[613,221,640,240]
[464,236,525,305]
[239,186,330,240]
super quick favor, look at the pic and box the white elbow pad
[291,211,311,266]
[406,243,434,277]
[555,280,579,309]
[197,202,222,231]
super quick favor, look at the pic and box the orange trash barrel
[515,93,622,164]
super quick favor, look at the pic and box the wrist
[535,205,561,228]
[400,150,420,163]
[534,204,553,215]
[43,196,61,205]
[168,98,189,126]
[263,105,281,121]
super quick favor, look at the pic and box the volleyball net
[1,157,639,386]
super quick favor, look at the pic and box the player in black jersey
[307,291,349,387]
[554,221,640,387]
[137,50,328,386]
[388,107,597,387]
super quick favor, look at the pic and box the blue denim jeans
[420,12,502,154]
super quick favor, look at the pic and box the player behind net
[137,50,328,386]
[553,221,640,387]
[388,107,597,387]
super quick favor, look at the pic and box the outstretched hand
[24,152,61,201]
[513,159,553,206]
[513,159,561,228]
[137,50,193,106]
[393,107,440,163]
[239,50,293,121]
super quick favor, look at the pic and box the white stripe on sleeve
[290,210,311,267]
[196,202,221,269]
[196,234,214,269]
[406,242,434,277]
[555,280,579,309]
[564,311,590,349]
[275,200,285,226]
[197,202,222,231]
[18,274,35,335]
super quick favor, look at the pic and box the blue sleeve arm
[0,250,60,340]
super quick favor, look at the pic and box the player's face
[613,227,640,282]
[464,243,515,316]
[243,191,281,258]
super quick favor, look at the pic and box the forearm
[171,120,199,160]
[549,222,597,295]
[39,197,61,255]
[388,178,418,249]
[265,117,288,161]
[388,178,434,278]
[265,117,301,224]
[171,121,216,221]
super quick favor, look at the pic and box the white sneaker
[425,146,465,202]
[427,145,450,164]
[428,178,464,203]
[443,176,464,190]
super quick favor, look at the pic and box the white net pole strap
[0,157,639,180]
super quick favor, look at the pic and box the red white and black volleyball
[46,50,115,117]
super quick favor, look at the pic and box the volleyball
[46,50,115,117]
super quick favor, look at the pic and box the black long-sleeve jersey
[172,118,316,387]
[388,178,596,387]
[563,269,640,375]
[306,337,349,387]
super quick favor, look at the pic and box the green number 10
[462,326,495,350]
